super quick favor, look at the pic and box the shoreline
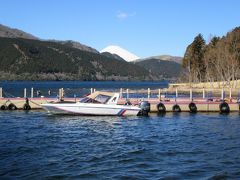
[169,80,240,89]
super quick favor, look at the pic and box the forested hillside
[0,37,155,80]
[182,27,240,85]
[135,58,182,79]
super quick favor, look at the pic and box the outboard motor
[138,101,150,116]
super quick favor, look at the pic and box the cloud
[116,11,136,20]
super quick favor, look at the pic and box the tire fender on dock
[189,102,197,113]
[0,105,7,110]
[172,104,181,112]
[23,104,31,110]
[219,102,230,113]
[157,103,166,113]
[8,103,17,110]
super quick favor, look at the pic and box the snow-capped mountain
[100,45,140,62]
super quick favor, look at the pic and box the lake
[0,81,240,179]
[0,81,168,98]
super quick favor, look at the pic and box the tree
[182,34,206,83]
[182,26,240,88]
[203,36,220,86]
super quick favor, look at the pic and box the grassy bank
[169,80,240,89]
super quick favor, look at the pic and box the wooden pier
[0,87,239,113]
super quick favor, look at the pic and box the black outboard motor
[138,101,150,116]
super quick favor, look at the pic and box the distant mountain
[0,24,99,54]
[0,37,156,81]
[0,24,38,40]
[100,52,125,61]
[51,40,99,54]
[134,57,183,79]
[101,45,139,62]
[0,23,182,81]
[136,55,182,64]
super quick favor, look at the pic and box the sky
[0,0,240,58]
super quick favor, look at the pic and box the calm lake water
[0,81,240,179]
[0,81,168,98]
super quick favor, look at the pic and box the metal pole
[0,87,2,98]
[175,88,178,98]
[147,88,150,99]
[190,88,192,101]
[120,88,123,98]
[31,88,34,98]
[229,88,232,99]
[203,88,205,99]
[59,88,61,100]
[126,89,129,99]
[158,89,161,101]
[221,88,224,100]
[61,88,64,98]
[24,88,27,98]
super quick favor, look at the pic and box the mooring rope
[3,91,16,98]
[29,99,42,106]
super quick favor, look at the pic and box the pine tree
[182,34,206,83]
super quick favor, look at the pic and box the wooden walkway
[0,97,239,112]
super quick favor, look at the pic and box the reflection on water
[0,111,240,179]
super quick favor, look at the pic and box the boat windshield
[79,97,101,104]
[79,94,111,104]
[94,94,111,104]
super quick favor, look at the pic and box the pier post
[203,88,205,99]
[190,88,192,101]
[175,88,178,98]
[58,88,64,101]
[126,89,129,99]
[147,88,150,99]
[58,89,61,100]
[90,88,93,94]
[120,88,123,98]
[229,88,232,99]
[94,88,96,93]
[61,88,64,99]
[221,88,224,100]
[31,88,34,98]
[74,94,76,102]
[158,89,161,101]
[0,87,2,98]
[24,88,27,98]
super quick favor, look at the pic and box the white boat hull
[41,103,140,116]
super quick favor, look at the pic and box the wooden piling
[147,88,150,99]
[158,89,161,101]
[221,88,224,100]
[229,88,232,99]
[58,88,62,100]
[190,88,192,101]
[61,88,64,99]
[120,88,123,98]
[24,88,27,98]
[0,87,2,98]
[203,88,205,99]
[31,88,34,98]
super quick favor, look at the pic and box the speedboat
[41,91,149,116]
